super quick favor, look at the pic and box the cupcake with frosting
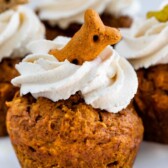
[0,2,45,136]
[27,0,140,40]
[7,9,143,168]
[116,6,168,144]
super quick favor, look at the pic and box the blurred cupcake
[27,0,140,40]
[7,10,143,168]
[116,7,168,144]
[0,2,45,136]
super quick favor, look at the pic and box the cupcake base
[45,13,132,40]
[134,64,168,144]
[7,93,143,168]
[0,58,20,136]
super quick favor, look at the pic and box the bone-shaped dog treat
[147,5,168,22]
[49,9,122,65]
[0,0,28,13]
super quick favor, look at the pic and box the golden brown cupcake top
[0,0,28,13]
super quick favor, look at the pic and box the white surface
[0,138,19,168]
[134,142,168,168]
[1,0,168,168]
[0,137,168,168]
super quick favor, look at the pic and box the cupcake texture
[0,5,45,136]
[7,93,143,168]
[116,16,168,143]
[27,0,139,39]
[0,0,28,13]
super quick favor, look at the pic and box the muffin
[27,0,140,40]
[116,8,168,144]
[0,2,45,136]
[7,9,143,168]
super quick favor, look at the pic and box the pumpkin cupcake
[7,9,143,168]
[0,0,45,136]
[27,0,140,40]
[116,6,168,144]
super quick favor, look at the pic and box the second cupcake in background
[116,6,168,144]
[27,0,140,40]
[0,1,45,136]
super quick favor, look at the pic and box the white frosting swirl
[27,0,139,29]
[12,36,138,113]
[116,17,168,70]
[0,6,45,62]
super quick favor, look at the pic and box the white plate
[1,0,168,168]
